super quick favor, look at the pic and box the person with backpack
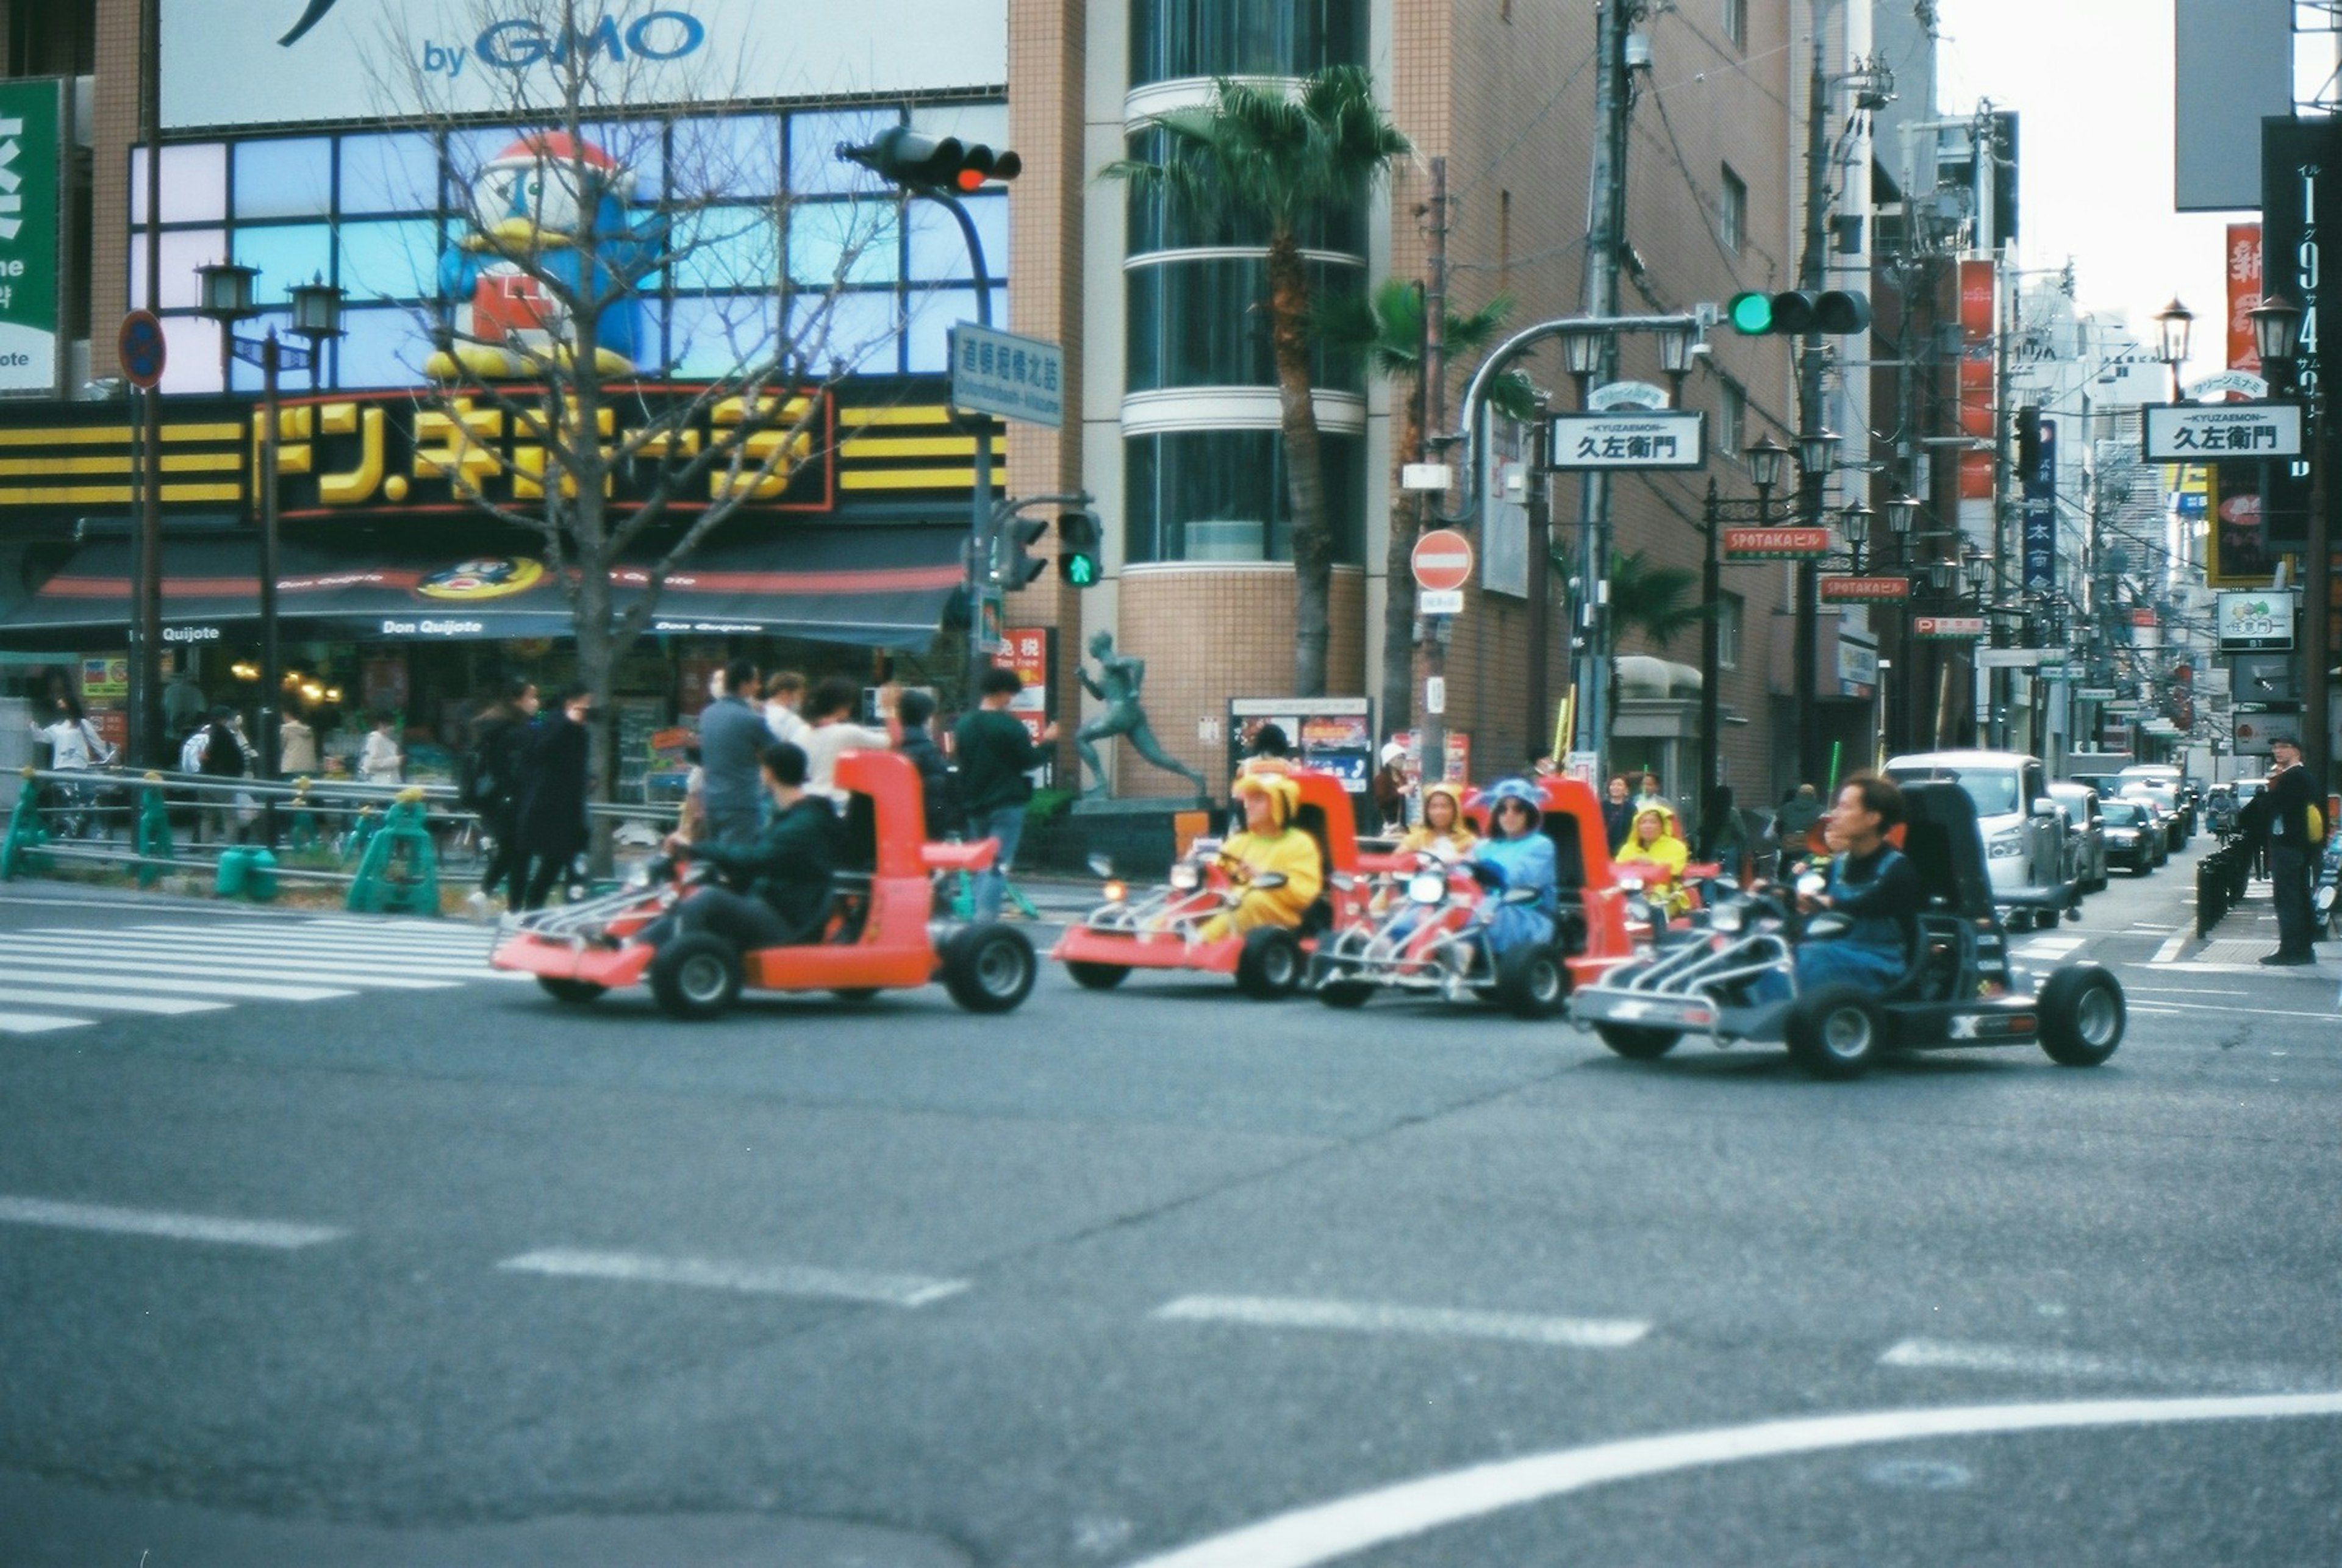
[464,677,540,916]
[196,705,256,845]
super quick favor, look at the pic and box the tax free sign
[0,80,60,396]
[162,1,1008,129]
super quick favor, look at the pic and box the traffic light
[995,514,1048,589]
[2015,405,2042,472]
[1056,511,1101,587]
[839,127,1022,195]
[1725,289,1872,336]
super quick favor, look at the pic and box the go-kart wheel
[1785,984,1885,1079]
[944,922,1037,1013]
[2036,965,2124,1067]
[1494,942,1570,1019]
[649,933,742,1021]
[1235,927,1303,999]
[1595,1023,1680,1059]
[1318,979,1373,1009]
[537,976,606,1005]
[1065,959,1130,990]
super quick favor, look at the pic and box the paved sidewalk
[2183,872,2339,973]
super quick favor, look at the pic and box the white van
[1884,750,2074,924]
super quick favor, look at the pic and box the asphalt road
[1,841,2338,1566]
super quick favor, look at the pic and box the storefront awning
[0,526,967,651]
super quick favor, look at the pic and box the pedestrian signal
[1056,511,1101,587]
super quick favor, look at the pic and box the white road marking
[2016,937,2086,958]
[0,966,350,1002]
[2110,998,2341,1023]
[0,1195,345,1250]
[0,987,226,1015]
[2130,959,2334,979]
[2,936,461,988]
[121,923,495,953]
[1153,1294,1649,1350]
[2150,931,2191,964]
[0,1010,90,1034]
[1119,1394,2342,1568]
[2123,986,2247,996]
[495,1248,969,1308]
[1880,1337,2313,1392]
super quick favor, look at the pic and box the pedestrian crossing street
[0,917,514,1035]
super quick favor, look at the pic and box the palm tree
[1579,547,1703,651]
[1316,278,1535,728]
[1103,67,1412,696]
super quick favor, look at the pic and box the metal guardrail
[2196,836,2254,937]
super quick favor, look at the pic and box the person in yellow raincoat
[1398,781,1477,861]
[1613,804,1692,918]
[1200,770,1324,940]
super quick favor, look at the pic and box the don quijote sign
[1723,526,1829,560]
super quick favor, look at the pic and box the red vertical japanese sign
[1957,259,1997,501]
[2227,222,2264,376]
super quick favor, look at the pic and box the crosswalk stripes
[0,915,511,1034]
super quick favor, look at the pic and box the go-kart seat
[1290,802,1338,936]
[1878,782,1996,1003]
[833,792,880,873]
[1541,810,1589,891]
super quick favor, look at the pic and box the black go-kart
[1566,781,2125,1079]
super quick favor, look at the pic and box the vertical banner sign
[2021,418,2057,591]
[2227,223,2264,378]
[2260,119,2342,552]
[1956,259,1996,503]
[0,79,61,395]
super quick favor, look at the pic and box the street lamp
[2252,291,2329,786]
[1886,493,1919,542]
[1560,324,1605,382]
[196,262,344,823]
[1697,432,1789,791]
[1791,426,1841,787]
[2154,297,2194,404]
[1963,546,1990,600]
[1840,498,1872,571]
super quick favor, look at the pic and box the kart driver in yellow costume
[1199,771,1325,940]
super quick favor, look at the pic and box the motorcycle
[2316,831,2342,939]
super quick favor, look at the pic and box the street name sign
[949,323,1064,427]
[2141,401,2301,461]
[1550,409,1704,471]
[1913,615,1987,639]
[1819,575,1911,601]
[2075,686,2118,700]
[1418,589,1464,615]
[1722,526,1829,560]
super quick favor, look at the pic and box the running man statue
[1075,631,1209,797]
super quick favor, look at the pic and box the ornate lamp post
[1697,432,1788,792]
[1791,425,1841,784]
[2154,297,2195,405]
[196,263,344,823]
[2252,292,2327,785]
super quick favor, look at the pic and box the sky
[1928,0,2251,382]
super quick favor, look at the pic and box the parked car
[2047,781,2109,893]
[2097,797,2158,876]
[1885,750,2075,928]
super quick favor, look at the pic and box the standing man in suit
[2260,734,2320,965]
[515,684,594,911]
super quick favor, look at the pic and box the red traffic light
[840,127,1020,194]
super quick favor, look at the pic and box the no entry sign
[1412,529,1473,593]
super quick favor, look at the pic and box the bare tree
[373,0,909,851]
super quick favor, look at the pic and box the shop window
[1130,0,1366,87]
[337,219,442,303]
[1126,254,1363,393]
[787,199,900,290]
[906,195,1008,284]
[129,143,226,224]
[338,132,437,216]
[672,205,782,292]
[786,109,901,198]
[231,223,334,301]
[1125,428,1363,565]
[232,138,334,220]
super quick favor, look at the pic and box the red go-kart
[1309,776,1638,1012]
[1050,768,1385,998]
[490,751,1036,1019]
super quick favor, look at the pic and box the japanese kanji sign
[1912,615,1986,639]
[2021,417,2057,592]
[2141,402,2302,462]
[950,323,1064,428]
[1549,410,1704,471]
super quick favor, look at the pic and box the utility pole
[1417,157,1452,785]
[1792,0,1833,790]
[1572,0,1632,771]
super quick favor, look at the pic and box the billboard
[2175,0,2292,210]
[0,79,61,396]
[161,0,1009,129]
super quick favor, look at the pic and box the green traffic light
[1061,553,1098,587]
[1727,292,1774,334]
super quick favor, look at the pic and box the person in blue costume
[428,132,661,381]
[1469,778,1559,954]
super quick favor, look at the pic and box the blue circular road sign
[119,310,167,390]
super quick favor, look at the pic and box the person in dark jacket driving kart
[643,742,836,951]
[1782,772,1919,994]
